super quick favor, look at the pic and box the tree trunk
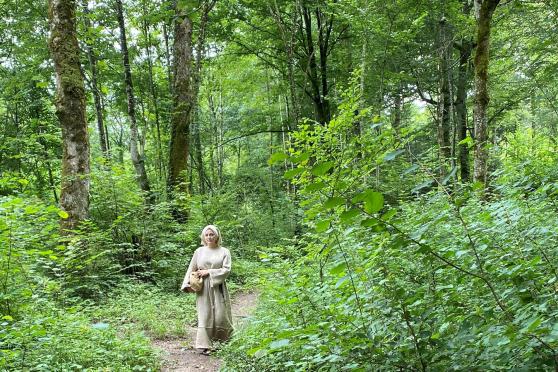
[473,0,500,186]
[168,9,194,194]
[48,0,90,232]
[163,22,173,95]
[115,0,152,201]
[393,89,402,133]
[82,0,108,159]
[455,37,473,183]
[168,0,215,195]
[300,5,330,125]
[140,2,165,180]
[437,17,452,178]
[192,120,205,194]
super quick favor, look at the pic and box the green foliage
[0,195,61,318]
[0,298,159,371]
[4,0,558,369]
[91,280,196,339]
[221,82,558,370]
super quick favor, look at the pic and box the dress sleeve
[208,248,231,288]
[181,249,198,291]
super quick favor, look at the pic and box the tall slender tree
[437,17,452,178]
[82,0,109,159]
[115,0,152,201]
[47,0,90,232]
[454,0,474,183]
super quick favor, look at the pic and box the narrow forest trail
[152,291,259,372]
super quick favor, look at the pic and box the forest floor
[152,290,259,372]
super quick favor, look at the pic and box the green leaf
[458,136,474,148]
[402,164,419,175]
[255,349,268,358]
[335,276,349,288]
[364,191,384,213]
[247,347,261,356]
[381,209,397,221]
[330,262,347,276]
[284,167,305,179]
[315,219,331,233]
[268,152,289,165]
[384,149,405,161]
[340,208,360,224]
[361,218,378,227]
[91,322,110,330]
[311,161,335,176]
[526,317,542,333]
[303,182,326,193]
[323,197,345,209]
[58,210,69,219]
[442,167,457,185]
[411,180,434,194]
[35,81,48,88]
[269,339,290,349]
[351,189,369,203]
[290,152,310,164]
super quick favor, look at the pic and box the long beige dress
[181,246,233,349]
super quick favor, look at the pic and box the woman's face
[204,229,217,245]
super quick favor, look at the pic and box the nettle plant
[261,83,558,369]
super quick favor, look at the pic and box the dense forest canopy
[1,0,558,370]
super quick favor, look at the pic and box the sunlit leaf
[323,197,344,209]
[311,161,335,176]
[268,152,289,165]
[284,167,305,179]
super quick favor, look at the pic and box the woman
[181,225,233,355]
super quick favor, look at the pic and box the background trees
[2,0,558,370]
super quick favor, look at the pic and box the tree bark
[455,36,473,183]
[168,7,193,195]
[192,120,205,194]
[140,1,165,179]
[473,0,500,185]
[115,0,152,202]
[82,0,109,159]
[300,5,331,124]
[48,0,90,232]
[168,0,215,194]
[437,17,452,178]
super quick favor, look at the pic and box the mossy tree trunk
[168,0,215,199]
[48,0,90,233]
[473,0,500,186]
[167,8,194,196]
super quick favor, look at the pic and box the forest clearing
[1,0,558,370]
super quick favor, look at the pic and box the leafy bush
[220,82,558,370]
[0,195,61,318]
[91,280,197,339]
[0,299,159,371]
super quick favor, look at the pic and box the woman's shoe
[195,348,210,355]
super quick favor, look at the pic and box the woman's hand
[197,269,210,277]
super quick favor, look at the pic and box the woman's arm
[206,248,231,287]
[180,249,199,292]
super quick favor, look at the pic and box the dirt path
[153,291,259,372]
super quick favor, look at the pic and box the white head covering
[200,224,222,247]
